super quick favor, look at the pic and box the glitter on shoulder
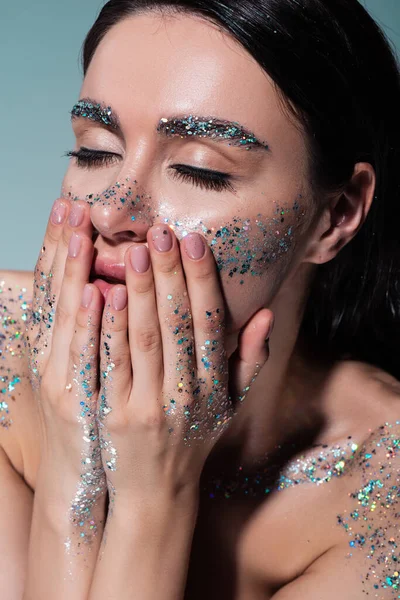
[336,421,400,597]
[0,278,32,430]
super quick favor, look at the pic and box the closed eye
[65,148,234,192]
[168,164,234,192]
[65,147,120,169]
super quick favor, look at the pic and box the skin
[61,11,376,466]
[3,10,399,600]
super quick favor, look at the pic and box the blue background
[1,0,399,271]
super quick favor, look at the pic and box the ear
[303,162,376,265]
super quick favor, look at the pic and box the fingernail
[152,225,172,252]
[112,287,127,311]
[82,284,93,308]
[69,233,82,258]
[130,246,150,273]
[184,233,206,260]
[51,200,67,225]
[68,204,85,228]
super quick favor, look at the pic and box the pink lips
[92,256,126,282]
[90,256,127,301]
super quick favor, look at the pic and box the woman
[1,0,399,598]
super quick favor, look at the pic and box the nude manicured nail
[69,204,85,228]
[51,200,67,225]
[130,246,150,273]
[113,287,127,311]
[151,225,173,252]
[81,285,93,308]
[184,233,206,260]
[68,233,82,258]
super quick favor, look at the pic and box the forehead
[81,12,305,155]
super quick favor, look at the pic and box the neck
[205,262,322,475]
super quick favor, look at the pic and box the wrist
[112,485,199,522]
[35,460,107,528]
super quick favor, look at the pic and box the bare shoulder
[0,270,36,480]
[266,419,400,599]
[239,360,400,594]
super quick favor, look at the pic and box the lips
[90,255,127,301]
[90,256,126,283]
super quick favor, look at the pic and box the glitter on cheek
[165,197,306,284]
[63,177,305,290]
[204,201,303,280]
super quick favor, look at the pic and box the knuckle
[134,326,162,355]
[77,306,101,329]
[132,279,154,296]
[69,345,83,369]
[166,309,192,333]
[102,316,127,335]
[55,302,74,330]
[62,225,71,248]
[101,351,128,372]
[101,408,129,432]
[137,408,165,431]
[193,264,215,282]
[44,225,63,246]
[202,307,225,335]
[156,259,181,277]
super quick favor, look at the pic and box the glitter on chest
[201,437,360,500]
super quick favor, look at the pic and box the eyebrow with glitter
[70,98,121,131]
[157,115,270,151]
[70,99,270,152]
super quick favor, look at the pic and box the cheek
[170,197,307,332]
[59,173,308,331]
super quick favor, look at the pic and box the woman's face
[62,12,314,334]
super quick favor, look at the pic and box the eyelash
[65,147,234,192]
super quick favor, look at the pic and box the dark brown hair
[82,0,400,379]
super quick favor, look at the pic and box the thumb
[228,308,274,409]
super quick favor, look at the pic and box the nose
[89,179,153,244]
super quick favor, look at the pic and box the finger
[32,198,71,316]
[98,285,131,420]
[180,233,226,380]
[49,200,93,303]
[36,198,70,274]
[66,283,103,411]
[229,308,274,410]
[146,225,195,402]
[124,243,163,405]
[49,231,95,381]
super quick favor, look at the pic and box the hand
[27,198,107,542]
[96,224,274,506]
